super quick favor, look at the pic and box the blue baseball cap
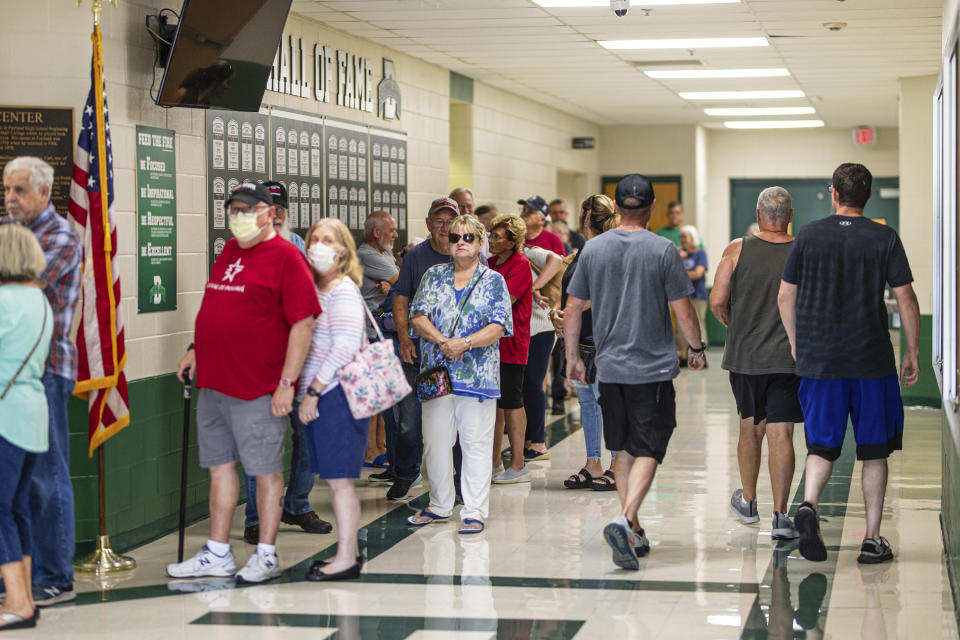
[615,174,655,209]
[517,195,548,216]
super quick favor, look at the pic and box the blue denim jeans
[244,410,314,528]
[30,373,75,588]
[0,436,36,566]
[382,361,423,481]
[574,380,613,461]
[523,331,556,444]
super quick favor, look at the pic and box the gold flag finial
[77,0,118,26]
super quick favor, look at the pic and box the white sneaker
[166,545,237,578]
[235,549,281,584]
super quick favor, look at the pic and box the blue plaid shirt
[2,204,82,380]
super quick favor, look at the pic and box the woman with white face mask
[296,219,369,582]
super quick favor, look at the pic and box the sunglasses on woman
[448,232,477,244]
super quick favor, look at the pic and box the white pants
[421,394,497,522]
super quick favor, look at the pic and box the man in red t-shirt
[169,182,320,585]
[518,195,566,257]
[487,214,533,484]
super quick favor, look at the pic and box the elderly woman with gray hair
[0,224,53,630]
[678,225,709,363]
[407,214,513,534]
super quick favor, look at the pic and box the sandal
[591,470,617,491]
[458,519,485,534]
[564,467,594,489]
[407,510,449,527]
[0,609,38,631]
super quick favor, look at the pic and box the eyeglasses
[448,232,477,244]
[228,203,267,216]
[826,185,835,193]
[433,218,454,229]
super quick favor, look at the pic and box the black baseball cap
[615,174,655,209]
[517,195,548,216]
[263,180,288,208]
[228,181,273,207]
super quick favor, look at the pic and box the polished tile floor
[19,356,959,639]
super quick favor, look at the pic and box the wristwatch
[464,336,473,348]
[689,341,707,355]
[278,377,295,388]
[306,387,321,398]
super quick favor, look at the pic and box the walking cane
[177,367,192,563]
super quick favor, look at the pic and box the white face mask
[308,242,337,273]
[229,212,263,243]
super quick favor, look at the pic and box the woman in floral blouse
[408,214,513,533]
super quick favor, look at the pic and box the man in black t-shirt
[778,163,921,565]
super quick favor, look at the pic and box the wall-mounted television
[156,0,292,111]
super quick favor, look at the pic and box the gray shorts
[196,389,285,476]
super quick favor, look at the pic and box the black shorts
[598,381,676,463]
[729,372,804,425]
[498,363,526,410]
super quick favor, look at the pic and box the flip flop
[372,454,390,468]
[407,510,450,527]
[564,467,594,489]
[0,609,38,631]
[591,470,617,491]
[458,519,485,534]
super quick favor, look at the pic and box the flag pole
[73,0,135,575]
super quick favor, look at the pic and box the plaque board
[0,106,73,216]
[369,127,408,248]
[135,125,177,312]
[270,109,324,234]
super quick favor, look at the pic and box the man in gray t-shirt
[357,211,399,314]
[565,174,704,571]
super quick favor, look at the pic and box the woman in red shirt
[487,214,533,484]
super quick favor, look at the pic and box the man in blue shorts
[778,162,921,564]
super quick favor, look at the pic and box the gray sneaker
[492,464,530,484]
[603,514,639,570]
[772,511,799,540]
[730,489,759,524]
[630,527,650,558]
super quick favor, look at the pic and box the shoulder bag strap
[0,299,48,402]
[449,266,487,336]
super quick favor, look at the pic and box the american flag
[68,26,130,456]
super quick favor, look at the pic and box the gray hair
[449,187,474,199]
[679,225,700,248]
[3,156,54,194]
[756,186,792,226]
[364,210,392,238]
[0,223,46,282]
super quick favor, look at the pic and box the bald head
[756,186,792,229]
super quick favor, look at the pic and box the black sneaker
[795,502,827,562]
[857,536,894,564]
[243,524,259,545]
[369,470,394,484]
[33,584,76,607]
[282,510,333,534]
[794,572,827,629]
[387,473,422,501]
[550,402,565,416]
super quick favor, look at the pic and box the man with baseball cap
[238,182,328,544]
[383,197,458,500]
[263,180,306,256]
[565,174,705,570]
[169,181,320,583]
[519,195,566,256]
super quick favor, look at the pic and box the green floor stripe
[739,426,858,639]
[191,612,585,640]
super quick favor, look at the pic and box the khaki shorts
[196,389,285,476]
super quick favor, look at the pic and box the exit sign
[853,127,877,145]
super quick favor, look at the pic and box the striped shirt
[1,205,82,380]
[297,277,367,398]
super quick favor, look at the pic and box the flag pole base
[73,536,136,573]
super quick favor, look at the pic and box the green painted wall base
[901,314,940,408]
[68,374,292,554]
[942,416,960,630]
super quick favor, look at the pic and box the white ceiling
[289,0,943,127]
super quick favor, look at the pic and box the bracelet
[306,387,321,398]
[689,341,707,354]
[278,377,295,388]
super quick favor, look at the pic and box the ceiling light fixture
[645,68,789,79]
[534,0,739,6]
[705,106,816,116]
[680,90,805,100]
[600,37,768,50]
[724,120,825,129]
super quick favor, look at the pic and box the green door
[730,177,899,240]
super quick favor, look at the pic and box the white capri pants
[421,394,497,522]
